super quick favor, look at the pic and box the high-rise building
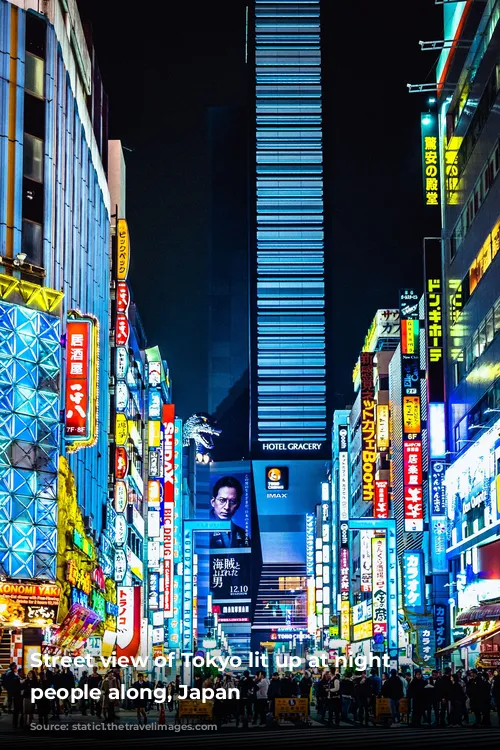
[436,0,500,666]
[249,0,331,459]
[0,0,112,669]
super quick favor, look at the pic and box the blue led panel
[254,1,327,447]
[0,301,61,579]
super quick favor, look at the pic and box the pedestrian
[88,667,102,716]
[354,674,372,726]
[408,669,427,726]
[78,670,89,715]
[324,669,341,726]
[448,674,466,727]
[382,668,404,727]
[22,670,39,729]
[255,669,269,726]
[299,670,312,715]
[132,673,148,725]
[267,672,281,717]
[51,665,62,719]
[61,666,75,715]
[1,662,20,714]
[424,669,440,725]
[438,667,453,726]
[477,671,492,726]
[101,670,117,721]
[317,672,330,720]
[340,670,355,722]
[237,670,255,727]
[6,664,22,728]
[38,668,51,727]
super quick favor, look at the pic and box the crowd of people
[2,659,500,730]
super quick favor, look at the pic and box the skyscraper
[249,0,331,459]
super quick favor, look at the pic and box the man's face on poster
[211,485,240,520]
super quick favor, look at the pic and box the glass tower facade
[251,0,328,456]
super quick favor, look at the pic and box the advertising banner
[360,353,376,502]
[116,586,141,662]
[65,316,98,449]
[402,550,424,612]
[163,404,175,618]
[338,425,349,521]
[209,471,252,622]
[372,536,387,637]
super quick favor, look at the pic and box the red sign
[404,485,424,531]
[115,447,129,480]
[116,586,141,662]
[374,480,389,518]
[115,314,130,346]
[65,319,95,444]
[404,441,422,485]
[404,440,423,531]
[116,282,130,314]
[163,404,175,617]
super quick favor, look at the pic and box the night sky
[78,0,441,418]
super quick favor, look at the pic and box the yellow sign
[274,698,308,719]
[341,600,350,640]
[178,700,213,718]
[427,277,443,362]
[353,619,373,641]
[148,480,160,504]
[376,404,390,451]
[116,219,130,281]
[445,135,462,205]
[403,396,421,434]
[148,420,160,448]
[115,413,128,446]
[422,120,439,207]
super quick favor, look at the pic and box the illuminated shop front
[441,418,500,667]
[52,457,117,662]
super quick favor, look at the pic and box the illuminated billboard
[421,112,439,207]
[372,536,387,637]
[360,353,376,502]
[209,471,252,622]
[0,301,61,579]
[65,315,98,450]
[400,289,423,533]
[402,550,424,613]
[445,419,499,548]
[163,404,175,617]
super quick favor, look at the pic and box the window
[25,52,44,98]
[478,322,487,356]
[486,311,494,345]
[21,219,42,266]
[495,301,500,334]
[23,133,43,181]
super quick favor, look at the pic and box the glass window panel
[23,133,43,181]
[21,219,42,266]
[25,53,44,97]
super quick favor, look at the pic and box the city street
[2,707,500,749]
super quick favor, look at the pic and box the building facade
[0,0,112,668]
[436,0,500,667]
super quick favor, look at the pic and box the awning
[435,622,500,655]
[456,604,500,625]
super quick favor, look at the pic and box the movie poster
[208,472,252,623]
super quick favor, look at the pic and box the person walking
[317,673,330,721]
[88,667,102,717]
[37,668,51,727]
[7,665,23,728]
[132,673,148,725]
[255,670,269,726]
[299,670,312,716]
[2,662,19,714]
[340,670,355,722]
[408,670,427,726]
[22,670,38,729]
[237,670,255,727]
[324,670,341,726]
[382,668,404,727]
[267,672,281,718]
[354,674,372,726]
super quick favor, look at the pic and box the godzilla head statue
[183,413,221,458]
